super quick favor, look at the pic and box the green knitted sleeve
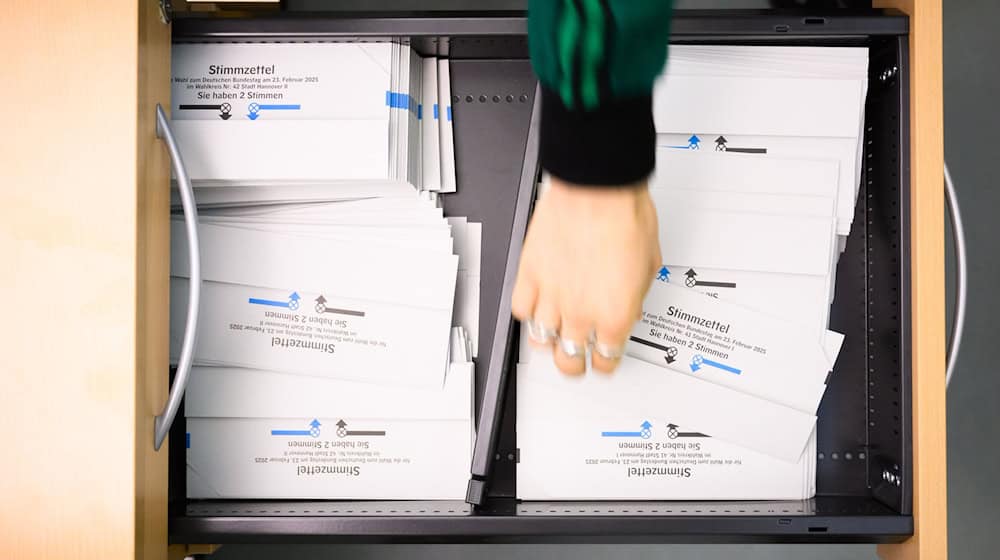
[528,0,674,186]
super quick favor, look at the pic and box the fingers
[554,315,589,376]
[591,311,633,374]
[511,259,537,322]
[528,295,561,349]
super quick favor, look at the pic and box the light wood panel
[0,1,171,559]
[872,1,948,559]
[136,0,173,558]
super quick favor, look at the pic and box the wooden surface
[136,0,173,558]
[872,1,948,559]
[0,1,171,559]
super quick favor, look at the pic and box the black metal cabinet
[169,10,912,544]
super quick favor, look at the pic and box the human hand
[511,176,662,375]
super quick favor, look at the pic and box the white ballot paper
[517,350,815,463]
[185,359,474,500]
[656,133,858,235]
[171,42,425,187]
[172,120,396,183]
[447,218,482,357]
[657,208,836,277]
[628,282,834,414]
[653,45,868,237]
[172,43,395,122]
[517,413,814,501]
[420,57,442,192]
[438,58,457,193]
[169,222,458,388]
[170,280,452,389]
[655,265,841,360]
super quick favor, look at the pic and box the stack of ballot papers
[170,42,456,203]
[184,329,475,500]
[169,42,476,500]
[654,45,869,251]
[517,45,867,501]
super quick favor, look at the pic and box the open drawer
[167,10,913,544]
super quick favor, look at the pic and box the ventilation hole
[818,452,825,460]
[845,452,854,460]
[465,95,473,103]
[774,24,790,32]
[507,453,515,461]
[520,94,528,102]
[506,94,514,102]
[452,95,460,103]
[495,453,501,460]
[831,452,839,460]
[492,95,501,103]
[478,95,487,103]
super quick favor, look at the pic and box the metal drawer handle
[945,163,966,389]
[154,104,201,451]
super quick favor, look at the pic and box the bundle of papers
[185,330,475,500]
[170,42,475,500]
[170,42,456,202]
[169,204,467,389]
[176,205,480,499]
[517,45,868,501]
[654,45,869,247]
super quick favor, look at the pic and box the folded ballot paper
[170,42,474,500]
[517,45,866,501]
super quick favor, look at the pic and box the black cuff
[538,86,655,187]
